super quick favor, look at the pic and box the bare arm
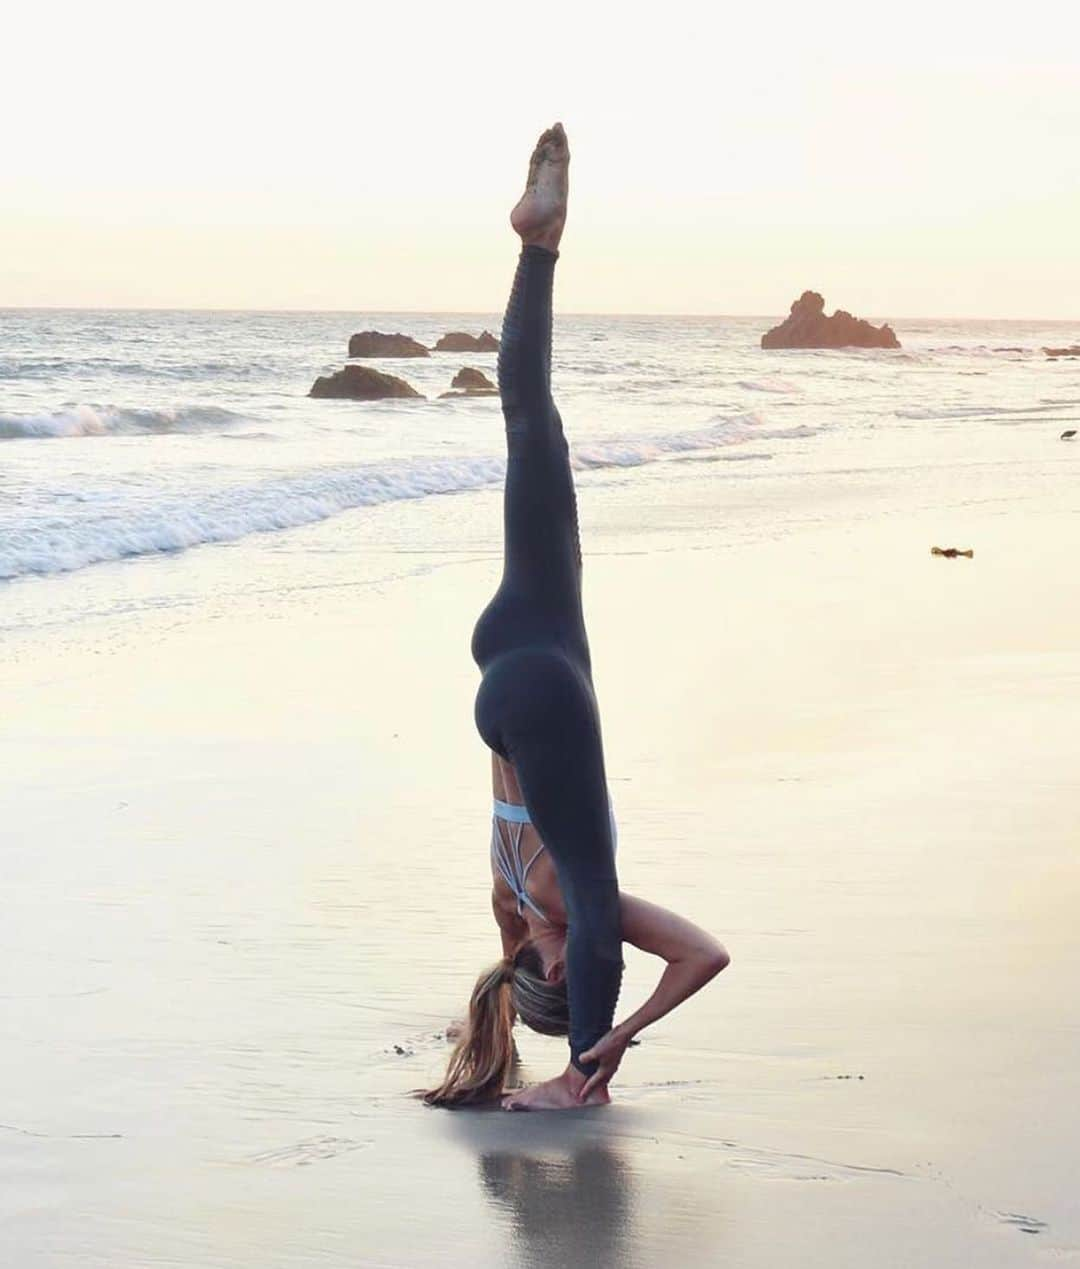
[615,893,728,1037]
[577,892,728,1098]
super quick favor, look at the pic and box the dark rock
[1061,429,1077,440]
[433,330,500,353]
[438,366,498,398]
[453,367,495,391]
[347,331,429,358]
[762,291,901,350]
[309,365,423,400]
[1045,345,1080,359]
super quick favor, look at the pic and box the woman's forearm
[617,949,728,1041]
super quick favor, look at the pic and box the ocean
[3,308,1077,649]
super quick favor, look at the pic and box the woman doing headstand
[425,124,729,1112]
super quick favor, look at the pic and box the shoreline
[4,468,1078,1263]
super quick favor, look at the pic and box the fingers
[579,1067,609,1101]
[579,1034,612,1065]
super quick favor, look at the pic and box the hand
[577,1025,633,1101]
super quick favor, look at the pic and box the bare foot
[510,123,569,252]
[501,1070,611,1112]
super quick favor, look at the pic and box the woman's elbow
[703,942,730,979]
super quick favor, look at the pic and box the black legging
[471,245,622,1075]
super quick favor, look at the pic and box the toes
[534,124,568,165]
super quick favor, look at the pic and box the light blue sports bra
[490,798,618,924]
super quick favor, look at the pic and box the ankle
[519,225,564,254]
[562,1062,588,1093]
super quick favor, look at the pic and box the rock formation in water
[453,367,496,392]
[1045,345,1080,359]
[762,291,900,350]
[309,365,423,400]
[434,330,500,352]
[439,367,498,398]
[347,331,430,358]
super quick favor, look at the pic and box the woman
[425,124,728,1112]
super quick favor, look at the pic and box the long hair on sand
[423,942,568,1107]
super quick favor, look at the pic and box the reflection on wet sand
[479,1142,633,1269]
[442,1112,636,1269]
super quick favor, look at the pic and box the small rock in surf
[434,330,500,352]
[347,331,430,358]
[439,367,498,398]
[309,365,424,400]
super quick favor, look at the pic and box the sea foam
[0,404,250,439]
[894,402,1072,421]
[1,412,807,581]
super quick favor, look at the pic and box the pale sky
[4,1,1079,317]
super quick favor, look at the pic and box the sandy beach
[3,415,1078,1266]
[5,3,1079,1261]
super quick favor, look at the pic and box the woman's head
[422,941,568,1107]
[509,940,568,1036]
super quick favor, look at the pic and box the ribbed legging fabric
[471,245,621,1074]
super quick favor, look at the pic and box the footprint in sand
[246,1136,372,1168]
[995,1211,1047,1236]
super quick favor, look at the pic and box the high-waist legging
[471,246,622,1075]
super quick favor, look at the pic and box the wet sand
[2,474,1078,1266]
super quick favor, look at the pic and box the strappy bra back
[490,798,618,926]
[491,799,551,923]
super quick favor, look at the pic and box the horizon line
[1,305,1077,325]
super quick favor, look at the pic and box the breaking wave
[572,412,814,468]
[894,403,1071,421]
[1,411,815,580]
[0,404,252,439]
[735,377,803,394]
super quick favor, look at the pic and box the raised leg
[497,125,584,622]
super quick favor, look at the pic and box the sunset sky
[4,1,1078,316]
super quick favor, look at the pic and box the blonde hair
[423,942,568,1108]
